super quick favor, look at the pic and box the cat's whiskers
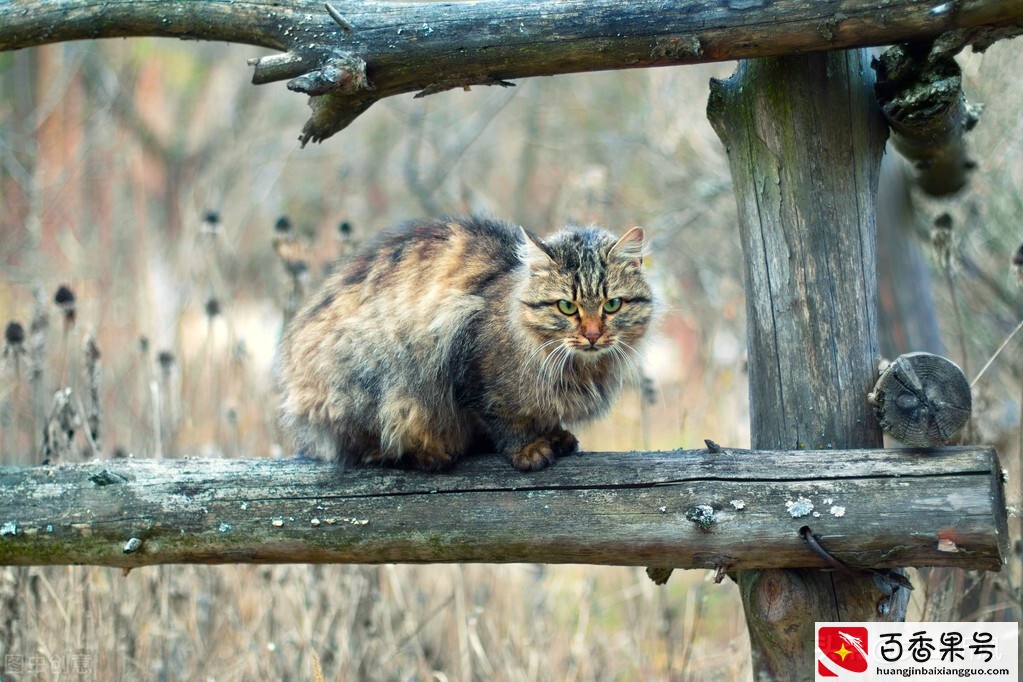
[525,338,563,368]
[555,346,577,410]
[540,341,581,411]
[614,339,666,405]
[607,340,641,377]
[539,342,575,411]
[536,341,559,378]
[522,338,560,409]
[527,339,560,402]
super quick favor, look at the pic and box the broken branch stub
[872,45,981,196]
[286,52,371,97]
[283,50,377,146]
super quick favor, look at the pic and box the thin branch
[972,317,1023,389]
[324,3,353,34]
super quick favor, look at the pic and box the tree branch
[0,447,1009,570]
[2,0,1021,145]
[873,44,982,196]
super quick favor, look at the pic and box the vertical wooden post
[708,51,909,679]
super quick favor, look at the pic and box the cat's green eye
[603,298,623,314]
[557,300,578,316]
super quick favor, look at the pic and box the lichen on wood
[0,448,1008,571]
[709,49,902,680]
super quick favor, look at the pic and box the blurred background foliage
[0,30,1020,681]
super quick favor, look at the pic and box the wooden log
[0,447,1009,571]
[2,0,1020,144]
[869,352,972,447]
[708,50,903,680]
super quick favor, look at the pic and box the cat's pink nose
[582,326,602,344]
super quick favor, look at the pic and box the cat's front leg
[548,426,579,458]
[490,420,579,472]
[509,437,557,471]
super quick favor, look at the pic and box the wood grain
[709,50,902,679]
[0,447,1008,570]
[2,0,1020,142]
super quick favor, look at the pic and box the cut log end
[869,352,972,447]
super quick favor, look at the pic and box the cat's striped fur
[276,216,655,471]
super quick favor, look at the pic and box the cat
[276,216,655,472]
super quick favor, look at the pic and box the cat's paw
[509,439,556,472]
[549,428,579,457]
[411,449,457,472]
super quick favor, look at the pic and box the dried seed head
[54,285,76,325]
[275,215,293,234]
[1013,243,1023,285]
[54,284,75,307]
[201,210,222,237]
[640,374,657,406]
[84,334,101,363]
[273,235,309,278]
[157,350,176,373]
[285,259,309,278]
[205,297,222,318]
[931,213,953,264]
[5,321,26,346]
[54,285,77,330]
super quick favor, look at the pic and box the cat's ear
[609,226,645,268]
[519,227,555,270]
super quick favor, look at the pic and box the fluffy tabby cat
[277,216,655,472]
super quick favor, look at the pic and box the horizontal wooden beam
[0,447,1009,571]
[2,1,1020,144]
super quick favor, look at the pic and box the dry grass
[1,28,1021,682]
[0,562,752,681]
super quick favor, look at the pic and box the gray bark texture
[708,50,907,681]
[2,0,1021,144]
[873,44,982,196]
[0,448,1008,571]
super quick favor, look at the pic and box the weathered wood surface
[2,0,1020,143]
[873,45,981,196]
[709,50,903,680]
[708,51,889,454]
[0,447,1009,571]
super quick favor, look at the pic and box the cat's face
[517,226,655,364]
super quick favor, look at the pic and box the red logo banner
[817,626,869,676]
